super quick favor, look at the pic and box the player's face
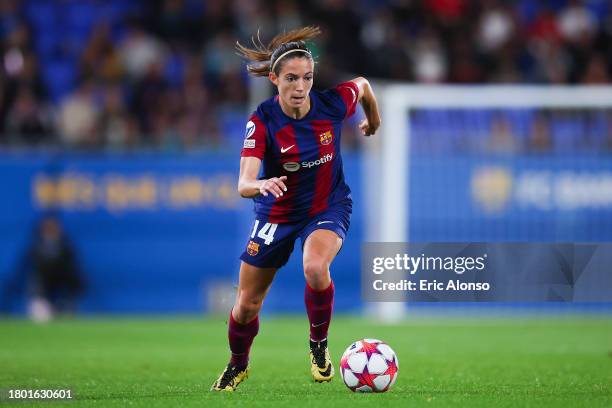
[270,57,314,111]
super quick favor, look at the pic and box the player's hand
[259,176,288,198]
[359,118,380,136]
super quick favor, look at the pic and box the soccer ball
[339,338,399,393]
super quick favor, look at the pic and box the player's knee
[236,296,262,321]
[303,258,329,284]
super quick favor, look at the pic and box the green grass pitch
[1,316,611,407]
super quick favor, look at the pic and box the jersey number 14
[250,220,278,245]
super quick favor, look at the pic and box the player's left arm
[350,77,381,136]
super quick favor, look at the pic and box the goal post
[364,83,612,321]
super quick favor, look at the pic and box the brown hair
[235,26,321,77]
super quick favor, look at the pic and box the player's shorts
[239,200,352,269]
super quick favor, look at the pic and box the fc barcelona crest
[247,240,260,256]
[319,130,333,145]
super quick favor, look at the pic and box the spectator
[57,80,99,147]
[99,85,138,149]
[180,56,215,147]
[425,0,468,26]
[557,0,598,44]
[151,0,194,46]
[5,86,52,144]
[0,0,21,39]
[119,20,167,80]
[130,60,169,143]
[527,114,552,153]
[1,22,48,143]
[411,26,447,83]
[527,5,560,44]
[477,0,515,53]
[581,53,610,84]
[487,115,520,154]
[80,23,124,84]
[27,215,85,322]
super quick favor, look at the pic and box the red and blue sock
[228,311,259,369]
[305,280,334,342]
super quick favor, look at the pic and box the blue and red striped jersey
[240,81,359,223]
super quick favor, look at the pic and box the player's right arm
[239,114,287,198]
[238,157,287,199]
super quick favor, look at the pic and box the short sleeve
[240,114,267,160]
[335,81,359,119]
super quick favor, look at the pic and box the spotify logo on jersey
[283,153,334,172]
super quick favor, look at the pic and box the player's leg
[211,262,277,391]
[302,229,343,382]
[229,261,277,364]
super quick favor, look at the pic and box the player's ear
[269,71,279,86]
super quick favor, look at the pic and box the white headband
[270,49,312,73]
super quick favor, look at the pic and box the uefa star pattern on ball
[339,338,399,393]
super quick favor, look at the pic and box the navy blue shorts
[240,201,352,269]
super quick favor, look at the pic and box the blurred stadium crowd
[0,0,611,150]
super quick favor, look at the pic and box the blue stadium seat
[587,0,611,23]
[585,111,609,150]
[100,1,143,42]
[42,59,76,103]
[165,53,185,88]
[551,116,582,153]
[548,0,569,12]
[64,2,98,31]
[184,0,205,15]
[33,29,62,58]
[516,0,541,24]
[505,109,534,144]
[62,2,99,56]
[103,0,143,17]
[464,109,493,151]
[64,28,92,57]
[24,1,58,29]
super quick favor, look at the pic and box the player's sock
[228,311,259,369]
[305,280,334,342]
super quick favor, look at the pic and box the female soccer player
[211,26,381,391]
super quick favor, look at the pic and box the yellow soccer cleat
[210,364,249,392]
[309,339,334,382]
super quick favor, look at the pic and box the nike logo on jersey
[317,221,334,225]
[280,145,295,153]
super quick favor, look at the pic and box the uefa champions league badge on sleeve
[361,243,612,303]
[243,120,256,148]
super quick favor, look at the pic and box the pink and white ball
[339,339,399,393]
